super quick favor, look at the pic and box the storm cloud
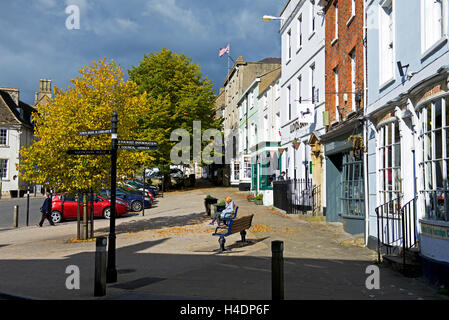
[0,0,283,104]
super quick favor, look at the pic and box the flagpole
[227,43,231,75]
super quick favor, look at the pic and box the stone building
[216,56,281,186]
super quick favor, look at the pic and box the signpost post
[107,111,118,283]
[68,111,158,284]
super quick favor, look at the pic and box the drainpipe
[363,0,370,246]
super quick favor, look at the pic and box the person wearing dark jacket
[39,192,55,227]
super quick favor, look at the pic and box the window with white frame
[297,15,303,50]
[243,157,252,179]
[334,67,340,121]
[379,0,394,85]
[287,85,292,120]
[378,121,402,207]
[422,0,445,54]
[310,64,317,104]
[249,91,254,109]
[0,159,7,179]
[287,29,292,60]
[419,96,449,221]
[275,80,280,99]
[263,93,268,110]
[297,76,302,104]
[264,114,269,141]
[350,50,356,110]
[352,0,356,18]
[334,2,339,40]
[233,162,240,180]
[311,1,316,34]
[0,129,7,145]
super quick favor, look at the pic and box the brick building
[319,0,367,235]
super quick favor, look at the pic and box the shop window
[378,121,402,206]
[340,151,365,217]
[419,96,449,221]
[243,158,252,179]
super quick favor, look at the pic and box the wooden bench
[212,214,254,252]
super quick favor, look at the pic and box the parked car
[51,193,129,224]
[147,169,186,188]
[119,182,155,198]
[125,180,158,197]
[117,185,154,203]
[100,188,151,212]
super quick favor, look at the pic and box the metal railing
[375,196,418,266]
[273,179,314,214]
[312,184,321,215]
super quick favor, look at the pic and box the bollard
[271,240,284,300]
[13,205,19,228]
[94,236,107,297]
[26,188,30,226]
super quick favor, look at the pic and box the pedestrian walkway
[0,184,446,300]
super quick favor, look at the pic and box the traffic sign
[117,145,157,151]
[67,150,112,155]
[118,140,158,147]
[78,129,112,136]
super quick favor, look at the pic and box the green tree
[128,48,221,168]
[18,59,152,193]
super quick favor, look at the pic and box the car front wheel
[51,210,63,224]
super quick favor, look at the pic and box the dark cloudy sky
[0,0,284,105]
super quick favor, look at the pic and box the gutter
[363,0,370,246]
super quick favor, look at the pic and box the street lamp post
[106,111,118,283]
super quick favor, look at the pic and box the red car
[50,193,129,224]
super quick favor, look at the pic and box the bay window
[378,120,402,206]
[419,96,449,221]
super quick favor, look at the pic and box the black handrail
[375,195,418,270]
[375,196,403,260]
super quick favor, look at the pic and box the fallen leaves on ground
[65,237,96,243]
[250,224,273,233]
[155,225,211,236]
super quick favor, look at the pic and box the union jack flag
[219,43,230,57]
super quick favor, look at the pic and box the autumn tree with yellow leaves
[18,59,152,193]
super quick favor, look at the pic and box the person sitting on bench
[210,196,234,226]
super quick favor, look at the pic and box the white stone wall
[280,0,326,181]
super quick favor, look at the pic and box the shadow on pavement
[95,212,209,235]
[0,237,445,300]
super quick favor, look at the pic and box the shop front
[323,120,365,235]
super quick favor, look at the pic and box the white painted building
[0,87,36,198]
[279,0,326,205]
[365,0,449,287]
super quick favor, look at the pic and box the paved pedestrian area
[0,183,447,300]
